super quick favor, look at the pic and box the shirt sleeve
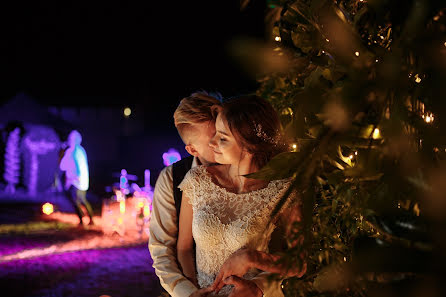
[148,165,198,297]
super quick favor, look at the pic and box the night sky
[0,1,268,190]
[0,1,267,114]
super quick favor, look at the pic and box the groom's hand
[224,276,262,297]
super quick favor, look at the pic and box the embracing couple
[149,92,306,297]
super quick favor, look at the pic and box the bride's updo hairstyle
[220,95,288,170]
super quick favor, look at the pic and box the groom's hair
[174,91,222,144]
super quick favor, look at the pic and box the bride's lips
[213,150,222,155]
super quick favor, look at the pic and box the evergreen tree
[240,0,446,296]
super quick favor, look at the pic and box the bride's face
[209,113,244,165]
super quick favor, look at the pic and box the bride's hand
[188,286,213,297]
[210,248,254,292]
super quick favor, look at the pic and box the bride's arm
[177,192,198,287]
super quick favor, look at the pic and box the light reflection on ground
[0,212,149,263]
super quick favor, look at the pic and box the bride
[177,95,305,297]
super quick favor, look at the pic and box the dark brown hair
[221,95,288,169]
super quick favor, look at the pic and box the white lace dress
[178,165,293,296]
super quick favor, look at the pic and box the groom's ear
[185,144,199,157]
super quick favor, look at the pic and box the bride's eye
[220,138,226,142]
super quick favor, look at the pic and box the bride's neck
[227,156,262,193]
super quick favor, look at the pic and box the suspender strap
[172,155,194,226]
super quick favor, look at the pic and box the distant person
[59,130,94,226]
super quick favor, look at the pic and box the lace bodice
[179,165,293,296]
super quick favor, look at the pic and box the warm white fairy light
[372,128,380,139]
[423,113,434,123]
[355,51,360,56]
[415,74,422,83]
[275,36,281,42]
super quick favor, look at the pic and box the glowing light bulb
[143,205,151,217]
[325,38,329,42]
[42,203,54,215]
[444,41,446,47]
[355,51,360,57]
[415,74,421,83]
[275,36,281,42]
[120,200,126,213]
[292,144,297,150]
[424,113,434,123]
[372,128,380,139]
[124,107,131,117]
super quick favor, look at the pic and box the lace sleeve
[177,166,202,206]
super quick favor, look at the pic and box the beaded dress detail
[179,165,293,296]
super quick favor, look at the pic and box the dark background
[0,0,268,197]
[0,0,266,119]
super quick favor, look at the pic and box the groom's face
[189,120,217,165]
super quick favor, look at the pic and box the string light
[275,36,281,42]
[415,74,422,83]
[326,38,330,42]
[372,128,380,139]
[423,113,434,123]
[355,51,360,56]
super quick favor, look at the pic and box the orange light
[143,205,150,217]
[120,200,126,214]
[42,203,54,215]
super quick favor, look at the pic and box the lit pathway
[0,212,161,297]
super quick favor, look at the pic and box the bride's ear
[185,144,199,157]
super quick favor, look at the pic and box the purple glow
[162,148,181,166]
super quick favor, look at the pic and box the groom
[149,92,272,297]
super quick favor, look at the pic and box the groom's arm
[149,166,198,297]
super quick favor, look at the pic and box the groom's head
[174,92,222,165]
